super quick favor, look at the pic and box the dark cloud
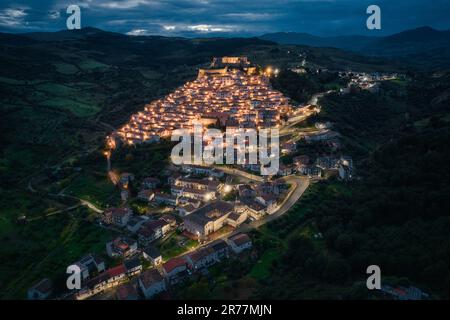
[0,0,448,36]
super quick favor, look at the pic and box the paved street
[234,175,309,233]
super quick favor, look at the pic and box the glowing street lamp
[204,193,213,202]
[223,184,232,194]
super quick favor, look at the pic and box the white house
[228,233,252,254]
[138,269,166,299]
[185,247,217,270]
[162,257,189,284]
[143,246,163,266]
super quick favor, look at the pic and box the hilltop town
[116,57,292,144]
[2,16,448,303]
[26,56,408,301]
[27,56,359,300]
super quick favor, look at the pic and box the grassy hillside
[251,73,450,299]
[0,29,279,298]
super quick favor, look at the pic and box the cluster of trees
[110,140,173,180]
[271,69,346,104]
[258,72,450,299]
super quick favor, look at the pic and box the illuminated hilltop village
[115,57,293,145]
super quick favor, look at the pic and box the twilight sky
[0,0,449,37]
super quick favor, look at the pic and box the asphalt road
[235,175,309,234]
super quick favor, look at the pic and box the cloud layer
[0,0,449,36]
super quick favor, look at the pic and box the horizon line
[5,25,449,40]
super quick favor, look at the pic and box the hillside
[257,73,450,299]
[0,27,407,298]
[260,27,450,69]
[171,72,450,300]
[0,29,276,298]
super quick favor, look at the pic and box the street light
[223,184,232,193]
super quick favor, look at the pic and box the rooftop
[163,257,188,274]
[107,264,127,278]
[188,247,215,263]
[124,257,142,271]
[139,269,164,288]
[183,200,234,227]
[143,246,161,258]
[208,239,229,252]
[116,282,138,300]
[230,233,251,247]
[29,278,52,294]
[116,57,291,145]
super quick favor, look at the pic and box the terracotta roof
[188,247,214,263]
[107,264,127,278]
[260,193,277,202]
[163,257,187,274]
[106,207,132,217]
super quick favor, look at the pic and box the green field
[159,233,199,260]
[40,98,100,117]
[0,208,117,299]
[65,173,117,209]
[54,63,79,75]
[249,249,280,280]
[77,59,110,71]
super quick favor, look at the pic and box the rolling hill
[260,27,450,69]
[1,27,405,298]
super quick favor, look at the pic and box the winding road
[232,175,309,234]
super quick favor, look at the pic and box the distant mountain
[260,32,373,52]
[22,26,123,41]
[260,27,450,57]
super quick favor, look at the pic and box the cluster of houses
[112,161,291,242]
[100,204,176,246]
[338,71,399,95]
[117,172,135,201]
[379,285,430,300]
[135,233,252,300]
[292,154,353,180]
[100,161,286,249]
[254,145,353,181]
[26,232,253,300]
[116,56,293,145]
[136,165,223,207]
[236,181,282,219]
